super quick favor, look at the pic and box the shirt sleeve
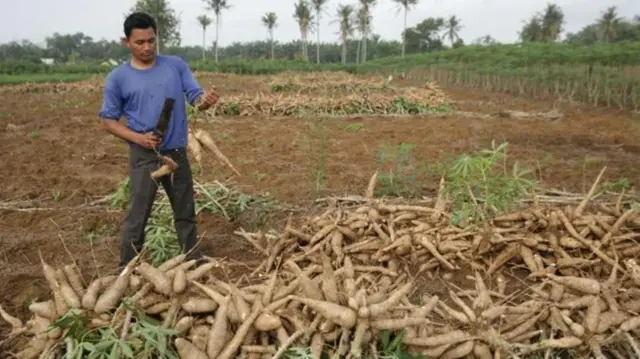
[98,71,123,120]
[177,57,204,105]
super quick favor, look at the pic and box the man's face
[124,27,157,62]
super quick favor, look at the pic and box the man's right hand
[102,120,161,149]
[137,132,160,149]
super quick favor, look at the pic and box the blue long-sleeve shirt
[98,55,204,151]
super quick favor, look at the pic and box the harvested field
[0,71,639,358]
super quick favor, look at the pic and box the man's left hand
[203,88,220,106]
[196,88,220,111]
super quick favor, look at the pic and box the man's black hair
[124,12,157,38]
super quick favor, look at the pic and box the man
[99,12,219,269]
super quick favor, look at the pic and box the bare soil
[1,72,639,344]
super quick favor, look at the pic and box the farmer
[98,12,219,270]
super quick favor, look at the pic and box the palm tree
[203,0,231,62]
[293,0,314,61]
[597,6,621,42]
[334,4,354,63]
[196,15,212,60]
[477,34,496,45]
[391,0,418,58]
[358,0,376,63]
[311,0,330,63]
[519,15,543,42]
[354,5,371,64]
[261,12,278,59]
[443,15,462,46]
[540,3,564,41]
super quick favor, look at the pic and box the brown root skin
[28,301,57,321]
[93,274,130,314]
[0,304,23,331]
[55,268,81,308]
[135,262,172,296]
[194,129,241,176]
[81,276,114,310]
[93,254,140,314]
[187,131,203,167]
[207,296,230,358]
[161,155,178,169]
[288,295,357,329]
[63,264,85,297]
[151,155,178,179]
[172,268,187,294]
[175,337,209,359]
[158,254,186,272]
[174,316,194,333]
[440,340,474,359]
[545,273,601,295]
[253,312,282,331]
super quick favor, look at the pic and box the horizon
[1,0,637,48]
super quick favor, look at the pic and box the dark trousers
[119,144,201,268]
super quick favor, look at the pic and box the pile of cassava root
[266,77,444,98]
[201,92,448,117]
[0,79,103,94]
[2,180,640,359]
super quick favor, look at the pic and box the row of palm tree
[519,4,633,44]
[196,0,459,63]
[578,6,639,43]
[194,2,631,63]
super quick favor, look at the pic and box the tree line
[0,0,638,66]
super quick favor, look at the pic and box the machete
[153,97,176,138]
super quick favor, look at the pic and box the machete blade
[154,97,175,137]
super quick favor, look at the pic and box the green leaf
[120,342,134,358]
[80,342,96,351]
[379,329,391,350]
[94,340,116,351]
[108,346,120,359]
[389,329,406,353]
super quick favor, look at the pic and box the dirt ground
[0,72,639,343]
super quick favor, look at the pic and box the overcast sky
[0,0,637,47]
